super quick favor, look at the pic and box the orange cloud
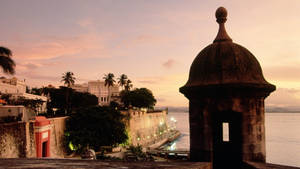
[134,74,188,107]
[8,33,110,60]
[266,88,300,107]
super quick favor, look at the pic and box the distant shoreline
[157,106,300,113]
[167,111,300,113]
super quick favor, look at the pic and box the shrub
[64,106,128,153]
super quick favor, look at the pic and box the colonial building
[0,77,47,115]
[72,80,119,105]
[0,77,26,94]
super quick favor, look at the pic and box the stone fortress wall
[124,109,174,147]
[0,109,173,158]
[0,117,67,158]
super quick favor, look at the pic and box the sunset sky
[1,0,300,107]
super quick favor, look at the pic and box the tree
[65,106,128,153]
[120,88,156,109]
[117,74,128,90]
[124,79,133,91]
[0,46,16,75]
[103,73,115,103]
[61,71,76,87]
[71,92,98,110]
[30,87,43,95]
[12,96,45,115]
[61,72,76,114]
[36,87,98,117]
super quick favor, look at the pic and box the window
[222,122,229,142]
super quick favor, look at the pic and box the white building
[0,77,47,114]
[0,105,33,122]
[0,77,26,94]
[72,80,119,105]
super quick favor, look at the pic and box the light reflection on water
[166,112,300,167]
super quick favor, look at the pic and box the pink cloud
[77,18,94,29]
[162,59,175,69]
[7,33,110,60]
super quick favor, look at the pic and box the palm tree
[61,72,76,87]
[61,71,76,115]
[103,73,115,103]
[118,74,128,90]
[124,79,133,91]
[0,46,16,75]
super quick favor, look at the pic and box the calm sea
[166,112,300,167]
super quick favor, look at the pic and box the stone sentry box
[34,116,51,158]
[180,7,276,168]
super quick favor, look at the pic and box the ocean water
[166,112,300,167]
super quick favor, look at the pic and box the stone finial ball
[215,7,227,23]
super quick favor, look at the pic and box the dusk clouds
[1,0,300,107]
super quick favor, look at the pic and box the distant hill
[266,106,300,113]
[156,106,300,113]
[155,106,188,113]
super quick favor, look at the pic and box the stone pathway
[0,158,211,169]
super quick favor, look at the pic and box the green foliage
[35,87,98,117]
[71,92,98,109]
[65,106,128,153]
[11,97,45,114]
[0,94,45,114]
[29,87,43,95]
[120,88,156,109]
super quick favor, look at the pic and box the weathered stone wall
[0,122,29,158]
[0,117,67,158]
[49,117,67,158]
[124,109,170,146]
[189,96,266,163]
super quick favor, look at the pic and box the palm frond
[0,47,12,57]
[0,55,16,74]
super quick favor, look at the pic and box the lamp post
[52,108,58,117]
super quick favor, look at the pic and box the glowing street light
[170,117,177,129]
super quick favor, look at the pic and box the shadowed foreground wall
[0,117,67,158]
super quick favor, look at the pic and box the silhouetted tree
[61,71,76,87]
[61,72,76,115]
[120,88,156,109]
[65,106,128,153]
[103,73,115,103]
[118,74,128,90]
[0,46,16,75]
[124,79,133,91]
[42,87,98,117]
[30,87,43,95]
